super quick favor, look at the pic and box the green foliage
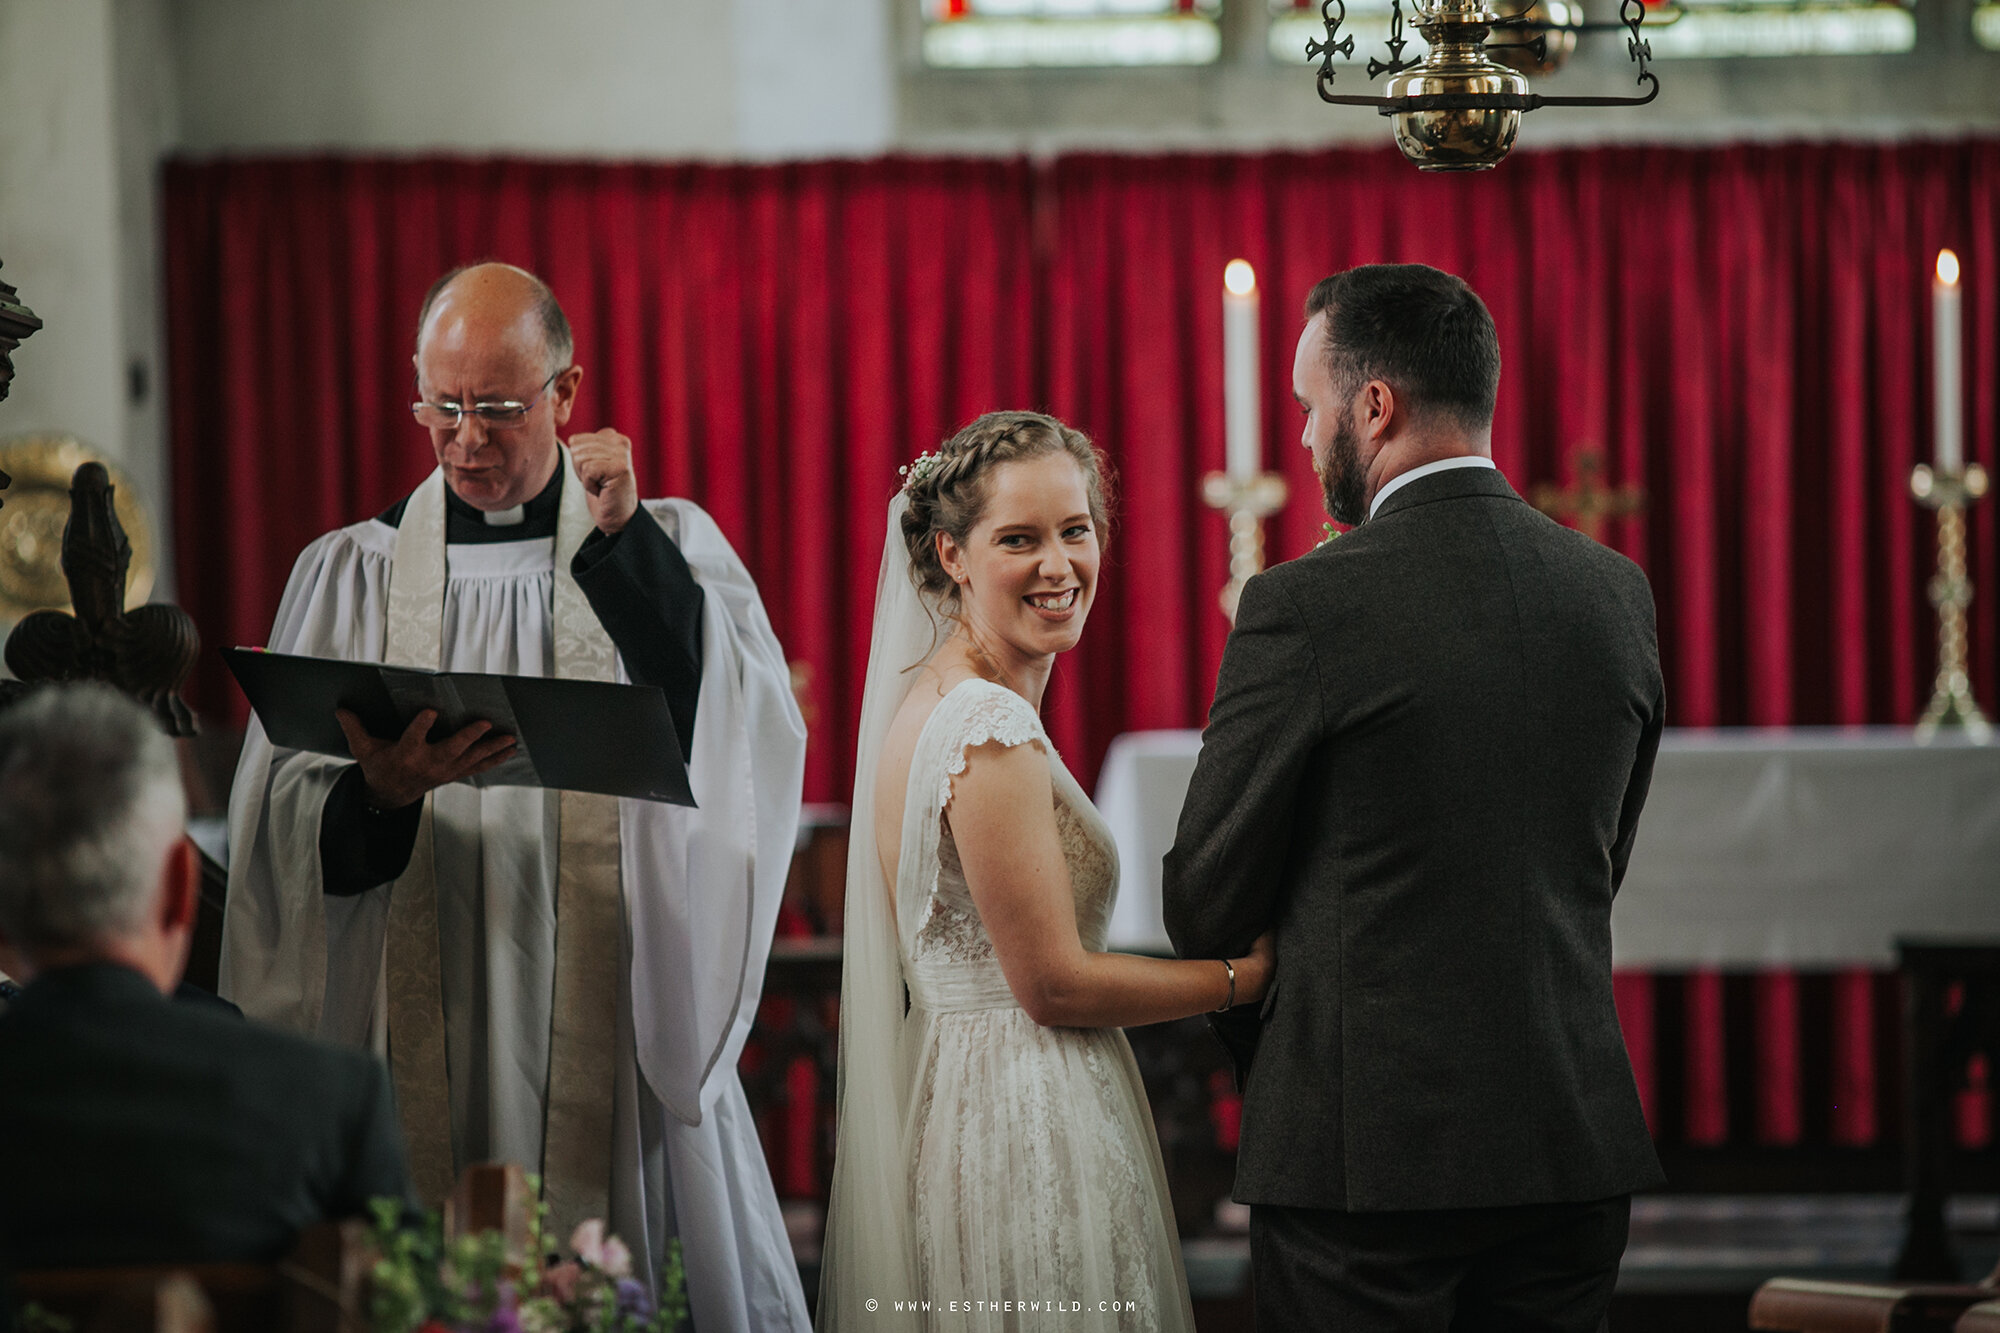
[364,1187,688,1333]
[651,1240,687,1333]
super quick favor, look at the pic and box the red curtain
[166,142,2000,1152]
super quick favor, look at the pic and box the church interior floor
[787,1196,2000,1328]
[1180,1196,2000,1332]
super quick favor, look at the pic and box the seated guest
[0,685,412,1270]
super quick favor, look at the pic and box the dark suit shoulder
[0,970,408,1268]
[1517,503,1650,580]
[4,977,380,1106]
[1518,511,1658,622]
[1257,529,1373,594]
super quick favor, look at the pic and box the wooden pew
[443,1162,537,1270]
[1957,1301,2000,1333]
[10,1219,371,1333]
[10,1164,540,1332]
[1750,1261,2000,1333]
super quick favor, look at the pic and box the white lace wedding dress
[891,678,1196,1332]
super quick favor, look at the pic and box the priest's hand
[570,429,639,534]
[334,708,517,811]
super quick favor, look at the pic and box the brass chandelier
[1308,0,1659,169]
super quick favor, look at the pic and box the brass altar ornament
[1909,460,1991,744]
[1532,446,1645,544]
[1201,471,1290,623]
[1308,0,1658,170]
[0,435,154,621]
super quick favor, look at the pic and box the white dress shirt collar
[1367,455,1499,521]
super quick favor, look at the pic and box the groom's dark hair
[1304,264,1500,433]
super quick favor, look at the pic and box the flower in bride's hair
[899,450,942,493]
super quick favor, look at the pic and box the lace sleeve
[935,680,1046,811]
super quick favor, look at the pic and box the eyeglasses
[411,370,562,431]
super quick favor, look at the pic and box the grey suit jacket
[1162,464,1666,1213]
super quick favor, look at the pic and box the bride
[819,411,1274,1331]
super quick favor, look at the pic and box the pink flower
[568,1220,606,1268]
[599,1236,632,1280]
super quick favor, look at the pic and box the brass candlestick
[1910,461,1992,744]
[1202,471,1289,623]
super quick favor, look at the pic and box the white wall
[0,0,175,594]
[170,0,894,159]
[0,0,127,470]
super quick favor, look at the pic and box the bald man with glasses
[222,263,812,1332]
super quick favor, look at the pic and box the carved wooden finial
[0,258,43,513]
[0,257,43,416]
[3,463,200,735]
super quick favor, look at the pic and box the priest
[221,263,810,1331]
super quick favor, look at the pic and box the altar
[1095,727,2000,965]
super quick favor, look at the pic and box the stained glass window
[1268,0,1912,65]
[1976,2,2000,47]
[922,0,1224,68]
[1640,0,1914,58]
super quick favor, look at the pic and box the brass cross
[1531,446,1645,544]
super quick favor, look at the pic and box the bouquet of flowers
[367,1185,686,1333]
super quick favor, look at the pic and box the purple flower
[482,1310,524,1333]
[614,1278,653,1319]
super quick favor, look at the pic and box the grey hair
[0,684,186,951]
[415,262,575,377]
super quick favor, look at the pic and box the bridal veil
[818,493,933,1328]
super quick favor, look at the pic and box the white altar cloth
[1095,728,2000,967]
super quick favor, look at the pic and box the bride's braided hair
[900,410,1113,616]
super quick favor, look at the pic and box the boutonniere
[1317,521,1342,548]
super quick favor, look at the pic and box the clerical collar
[380,464,564,542]
[1368,455,1497,521]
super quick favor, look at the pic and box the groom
[1163,264,1665,1332]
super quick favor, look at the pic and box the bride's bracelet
[1214,958,1236,1012]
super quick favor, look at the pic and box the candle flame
[1224,259,1256,297]
[1938,249,1960,286]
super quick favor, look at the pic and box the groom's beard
[1319,409,1368,527]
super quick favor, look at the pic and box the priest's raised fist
[570,429,638,533]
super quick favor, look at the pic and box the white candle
[1223,259,1261,480]
[1936,249,1963,474]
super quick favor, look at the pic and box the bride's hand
[1234,931,1277,1007]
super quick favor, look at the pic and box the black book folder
[223,647,693,806]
